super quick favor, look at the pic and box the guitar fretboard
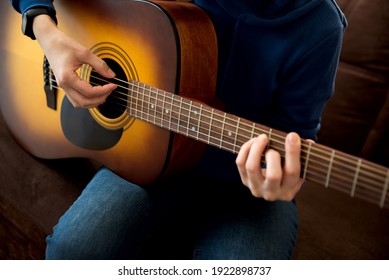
[125,80,389,209]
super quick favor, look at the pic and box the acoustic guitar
[0,0,388,208]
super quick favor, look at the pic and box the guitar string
[49,76,338,165]
[49,74,389,182]
[49,69,362,167]
[55,64,378,176]
[114,82,389,203]
[48,74,389,191]
[103,76,389,172]
[121,82,389,194]
[112,80,389,199]
[48,81,388,203]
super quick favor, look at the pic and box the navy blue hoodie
[194,0,346,179]
[11,0,347,180]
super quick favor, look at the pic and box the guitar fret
[188,102,199,138]
[379,169,389,208]
[187,100,193,134]
[220,113,227,149]
[161,93,166,125]
[151,87,156,124]
[151,89,157,125]
[351,159,362,197]
[196,106,209,143]
[196,105,203,140]
[208,110,224,148]
[178,97,186,136]
[325,150,335,188]
[168,94,174,131]
[146,85,151,121]
[131,82,137,118]
[136,85,148,120]
[128,82,134,116]
[142,85,150,122]
[251,122,256,139]
[156,89,162,127]
[161,90,168,128]
[136,82,142,119]
[170,96,180,133]
[233,118,240,153]
[185,100,192,135]
[208,109,214,145]
[267,128,273,150]
[191,104,200,138]
[221,115,237,152]
[146,85,152,123]
[303,142,312,179]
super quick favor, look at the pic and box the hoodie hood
[215,0,325,26]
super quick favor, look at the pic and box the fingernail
[288,132,299,144]
[108,68,116,77]
[258,134,268,141]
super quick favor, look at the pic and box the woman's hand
[32,15,117,108]
[236,132,304,201]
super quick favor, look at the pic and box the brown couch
[0,0,388,259]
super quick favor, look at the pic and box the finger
[64,86,105,108]
[245,134,268,181]
[74,77,116,98]
[261,149,282,200]
[243,134,268,197]
[264,149,282,187]
[83,51,116,79]
[63,82,114,109]
[236,137,257,185]
[282,132,302,188]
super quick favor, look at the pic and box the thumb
[85,52,116,79]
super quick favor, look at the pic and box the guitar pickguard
[61,96,123,150]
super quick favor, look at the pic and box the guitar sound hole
[91,58,128,119]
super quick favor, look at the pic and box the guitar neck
[125,80,389,209]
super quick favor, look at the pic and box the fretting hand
[236,132,304,201]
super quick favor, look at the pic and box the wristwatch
[22,7,58,40]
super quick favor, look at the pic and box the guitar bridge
[43,56,57,110]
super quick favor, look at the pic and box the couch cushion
[318,0,389,167]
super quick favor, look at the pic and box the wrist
[32,14,58,41]
[22,7,57,40]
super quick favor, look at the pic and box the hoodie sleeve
[10,0,55,14]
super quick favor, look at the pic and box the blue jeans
[46,167,298,259]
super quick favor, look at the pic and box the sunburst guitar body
[0,0,218,185]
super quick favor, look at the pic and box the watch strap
[22,7,58,40]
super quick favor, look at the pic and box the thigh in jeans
[192,182,298,260]
[46,167,188,259]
